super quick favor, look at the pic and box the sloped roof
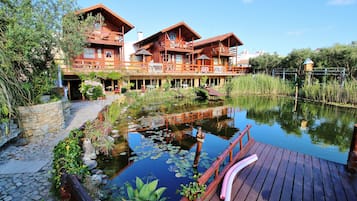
[193,32,243,48]
[134,21,201,47]
[135,49,152,56]
[75,4,134,34]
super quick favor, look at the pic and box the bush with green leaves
[80,84,104,100]
[52,129,89,192]
[177,181,207,201]
[124,177,167,201]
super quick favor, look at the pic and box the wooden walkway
[208,142,357,201]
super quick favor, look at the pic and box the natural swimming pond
[98,96,356,200]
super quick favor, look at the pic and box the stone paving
[0,95,120,201]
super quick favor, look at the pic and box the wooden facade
[193,33,244,73]
[133,21,201,72]
[71,4,134,69]
[61,4,250,99]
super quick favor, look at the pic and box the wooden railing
[87,31,124,45]
[160,40,193,50]
[63,61,250,75]
[212,46,235,56]
[195,124,255,200]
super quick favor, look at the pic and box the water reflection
[99,96,356,200]
[228,96,356,163]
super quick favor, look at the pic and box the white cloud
[242,0,254,4]
[327,0,356,5]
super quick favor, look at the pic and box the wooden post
[347,124,357,173]
[193,127,205,168]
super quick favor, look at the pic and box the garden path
[0,95,120,201]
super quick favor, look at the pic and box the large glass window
[83,48,95,59]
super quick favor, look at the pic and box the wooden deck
[207,142,357,201]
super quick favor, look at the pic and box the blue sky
[77,0,357,55]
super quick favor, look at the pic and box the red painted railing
[194,124,254,200]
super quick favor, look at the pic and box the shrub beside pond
[52,129,89,193]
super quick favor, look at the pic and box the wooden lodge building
[60,4,250,100]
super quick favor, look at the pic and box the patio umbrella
[135,49,152,62]
[197,54,210,72]
[197,54,209,65]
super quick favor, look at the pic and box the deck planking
[207,142,357,201]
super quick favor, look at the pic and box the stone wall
[18,100,68,137]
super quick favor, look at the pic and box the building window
[83,48,95,59]
[105,50,114,61]
[97,49,102,58]
[94,22,101,31]
[176,55,182,64]
[169,32,176,41]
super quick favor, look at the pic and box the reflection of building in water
[132,106,239,141]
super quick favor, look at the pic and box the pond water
[99,96,356,200]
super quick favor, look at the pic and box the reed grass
[301,79,357,105]
[229,74,294,96]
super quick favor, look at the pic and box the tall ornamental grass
[229,74,294,96]
[301,79,357,105]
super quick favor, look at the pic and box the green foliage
[52,129,89,192]
[83,118,114,156]
[224,77,234,97]
[162,77,172,91]
[60,7,100,65]
[177,181,206,201]
[124,177,167,201]
[79,84,104,100]
[301,79,357,105]
[194,87,209,99]
[0,0,94,111]
[229,74,294,96]
[78,72,98,81]
[250,52,283,74]
[200,76,208,86]
[251,43,357,79]
[107,99,126,124]
[95,71,123,80]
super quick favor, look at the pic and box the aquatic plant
[177,181,206,201]
[124,177,167,201]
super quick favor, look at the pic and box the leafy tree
[249,52,283,74]
[0,0,97,120]
[282,49,315,75]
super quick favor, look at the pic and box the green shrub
[79,84,104,100]
[52,129,89,192]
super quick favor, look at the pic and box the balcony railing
[212,47,236,56]
[160,40,193,50]
[62,60,250,75]
[87,31,124,46]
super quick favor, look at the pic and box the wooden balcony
[159,40,193,52]
[212,47,236,57]
[87,31,124,46]
[62,60,250,75]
